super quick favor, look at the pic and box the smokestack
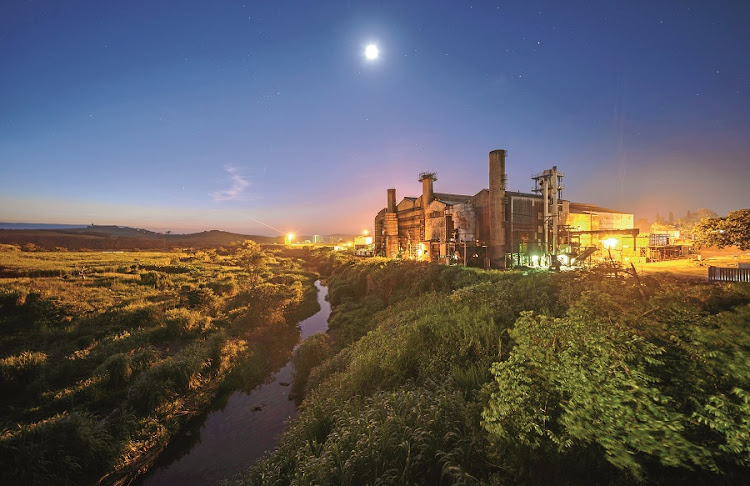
[489,150,506,269]
[384,189,399,258]
[419,172,436,219]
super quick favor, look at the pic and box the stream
[140,280,331,485]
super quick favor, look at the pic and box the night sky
[1,1,748,235]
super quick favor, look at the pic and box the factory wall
[373,148,636,267]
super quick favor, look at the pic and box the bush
[244,261,750,485]
[164,308,212,336]
[245,385,481,485]
[139,271,172,289]
[114,303,163,329]
[207,278,238,296]
[0,411,116,485]
[482,290,750,483]
[0,351,47,391]
[182,287,220,313]
[95,353,132,389]
[290,333,332,401]
[127,353,207,413]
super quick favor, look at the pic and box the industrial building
[373,149,640,268]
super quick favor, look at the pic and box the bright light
[286,233,295,244]
[531,255,540,265]
[363,229,369,235]
[602,237,618,249]
[559,254,569,266]
[364,44,379,60]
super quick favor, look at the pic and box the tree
[235,240,268,287]
[680,208,718,232]
[693,209,750,250]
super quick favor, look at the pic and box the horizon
[0,200,734,238]
[0,221,362,238]
[2,1,748,233]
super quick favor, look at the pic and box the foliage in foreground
[239,261,750,485]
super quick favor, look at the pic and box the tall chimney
[419,172,436,219]
[384,189,399,258]
[489,150,507,269]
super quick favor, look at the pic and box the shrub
[482,290,750,482]
[207,278,238,296]
[115,303,163,329]
[0,351,47,391]
[182,286,220,313]
[95,353,132,388]
[245,385,481,485]
[0,411,116,485]
[290,333,332,401]
[164,308,212,336]
[138,271,172,289]
[127,353,207,413]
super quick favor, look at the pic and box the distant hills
[0,222,89,230]
[0,225,357,250]
[0,225,277,250]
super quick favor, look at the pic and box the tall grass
[237,260,750,485]
[0,244,325,485]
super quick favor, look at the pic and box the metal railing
[708,266,750,282]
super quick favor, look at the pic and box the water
[140,280,331,485]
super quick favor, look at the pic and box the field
[240,257,750,485]
[0,243,319,485]
[3,244,749,485]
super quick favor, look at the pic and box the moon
[364,44,379,60]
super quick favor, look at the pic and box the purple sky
[1,1,748,235]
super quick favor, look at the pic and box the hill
[0,226,277,250]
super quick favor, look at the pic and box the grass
[0,243,321,485]
[237,260,750,485]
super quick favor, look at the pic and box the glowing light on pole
[602,237,618,265]
[602,237,618,249]
[287,233,295,244]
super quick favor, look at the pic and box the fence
[708,266,750,282]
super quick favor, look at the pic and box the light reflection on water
[140,280,330,485]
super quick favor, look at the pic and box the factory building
[373,149,638,268]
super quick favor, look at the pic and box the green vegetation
[241,260,750,485]
[0,242,319,485]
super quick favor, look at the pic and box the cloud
[211,166,262,202]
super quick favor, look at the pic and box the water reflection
[140,281,330,485]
